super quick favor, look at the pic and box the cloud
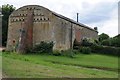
[79,2,116,24]
[0,0,119,37]
[88,8,118,37]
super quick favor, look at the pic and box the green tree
[101,39,111,46]
[110,34,120,47]
[99,33,109,42]
[2,4,15,46]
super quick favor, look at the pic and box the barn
[6,5,98,52]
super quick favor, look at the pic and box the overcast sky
[0,0,119,37]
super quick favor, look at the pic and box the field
[2,52,118,78]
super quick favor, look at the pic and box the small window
[22,14,24,16]
[44,18,46,20]
[16,19,18,21]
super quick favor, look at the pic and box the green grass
[2,52,118,78]
[0,52,2,78]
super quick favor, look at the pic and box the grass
[0,52,2,78]
[2,52,118,78]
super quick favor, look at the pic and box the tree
[2,4,15,46]
[110,34,120,47]
[101,39,111,46]
[99,33,109,42]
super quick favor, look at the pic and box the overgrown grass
[2,52,118,78]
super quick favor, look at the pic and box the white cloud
[88,8,118,37]
[0,0,119,37]
[100,8,118,37]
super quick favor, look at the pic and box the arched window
[33,18,36,22]
[44,18,46,20]
[40,18,42,20]
[19,19,21,21]
[16,19,18,22]
[22,14,24,16]
[33,13,35,16]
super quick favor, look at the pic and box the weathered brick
[6,5,98,52]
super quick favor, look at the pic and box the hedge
[90,45,120,56]
[79,47,91,54]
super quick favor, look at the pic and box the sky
[0,0,119,37]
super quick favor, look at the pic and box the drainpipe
[70,23,73,49]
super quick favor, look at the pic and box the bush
[101,39,111,46]
[81,38,93,47]
[110,37,120,47]
[99,33,109,42]
[52,49,78,58]
[32,41,54,53]
[60,49,75,58]
[52,50,61,56]
[79,47,91,54]
[94,39,100,45]
[90,45,120,56]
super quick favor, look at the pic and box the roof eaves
[52,11,98,32]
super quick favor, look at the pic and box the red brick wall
[75,28,81,43]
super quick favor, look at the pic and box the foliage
[53,49,76,58]
[90,44,120,56]
[52,50,61,56]
[94,39,100,45]
[101,39,111,46]
[79,47,91,54]
[110,34,120,47]
[61,49,75,58]
[99,34,120,47]
[32,41,54,53]
[2,4,15,46]
[99,33,109,42]
[81,38,93,47]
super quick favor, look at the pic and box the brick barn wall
[7,5,98,51]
